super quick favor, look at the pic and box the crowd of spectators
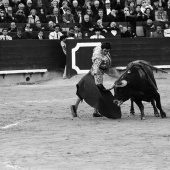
[0,0,170,39]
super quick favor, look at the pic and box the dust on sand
[0,74,170,170]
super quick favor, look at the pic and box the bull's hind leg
[134,100,145,120]
[151,99,160,117]
[130,98,135,115]
[154,92,166,118]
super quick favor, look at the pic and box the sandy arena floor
[0,74,170,170]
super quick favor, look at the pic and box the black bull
[109,60,166,120]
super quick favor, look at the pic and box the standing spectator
[90,28,105,39]
[14,9,27,23]
[8,22,17,32]
[155,6,168,21]
[12,27,26,39]
[27,9,39,23]
[62,7,75,23]
[0,28,12,40]
[49,24,63,39]
[81,14,94,31]
[164,23,170,37]
[47,7,62,24]
[150,25,164,37]
[74,24,82,38]
[60,35,67,79]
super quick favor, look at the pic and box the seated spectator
[93,8,108,22]
[103,0,112,16]
[47,7,62,24]
[67,26,74,36]
[124,25,137,38]
[67,32,75,39]
[17,3,25,13]
[112,0,125,11]
[7,22,17,32]
[36,0,48,17]
[28,9,40,23]
[140,0,153,14]
[9,0,20,13]
[107,8,119,22]
[14,9,27,23]
[74,24,82,38]
[82,0,92,15]
[143,19,155,37]
[0,0,10,12]
[71,0,80,16]
[0,9,14,23]
[128,1,135,14]
[91,0,103,17]
[81,14,94,32]
[164,1,170,21]
[151,0,159,13]
[24,0,36,17]
[38,8,48,23]
[48,0,59,14]
[150,25,164,38]
[49,24,63,39]
[59,2,68,16]
[6,6,15,20]
[74,7,83,23]
[12,27,26,40]
[32,20,45,31]
[45,20,55,31]
[106,21,120,36]
[0,28,12,40]
[131,5,145,21]
[23,22,34,39]
[164,23,170,37]
[62,7,75,23]
[33,29,46,39]
[143,7,155,21]
[84,8,93,21]
[90,28,105,39]
[155,6,168,21]
[94,19,107,33]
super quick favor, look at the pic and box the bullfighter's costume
[76,44,121,119]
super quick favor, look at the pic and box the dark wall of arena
[0,40,66,71]
[66,38,170,78]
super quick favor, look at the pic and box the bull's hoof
[93,113,103,117]
[141,116,146,120]
[154,113,160,117]
[130,111,135,115]
[160,112,166,118]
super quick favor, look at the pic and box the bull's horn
[116,80,127,87]
[105,83,115,91]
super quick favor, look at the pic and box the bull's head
[113,80,131,106]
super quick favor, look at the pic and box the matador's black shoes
[70,105,77,117]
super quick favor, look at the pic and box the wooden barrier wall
[66,38,170,78]
[0,40,65,71]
